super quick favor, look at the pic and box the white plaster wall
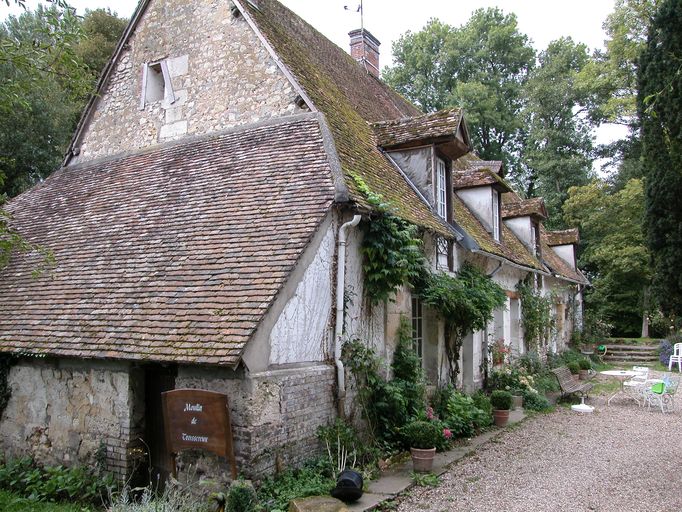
[387,147,434,206]
[552,245,576,268]
[457,187,493,231]
[505,216,533,249]
[269,226,335,365]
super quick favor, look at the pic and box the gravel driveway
[396,391,682,512]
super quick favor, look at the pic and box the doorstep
[345,409,526,512]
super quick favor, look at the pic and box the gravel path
[397,389,682,512]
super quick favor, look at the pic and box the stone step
[603,354,660,363]
[602,344,659,352]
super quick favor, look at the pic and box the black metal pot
[330,469,364,503]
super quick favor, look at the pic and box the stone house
[0,0,586,482]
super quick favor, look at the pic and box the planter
[579,369,589,380]
[511,395,523,410]
[571,373,580,382]
[492,408,510,427]
[410,447,436,473]
[330,469,364,503]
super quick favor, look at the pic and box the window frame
[140,59,176,110]
[492,189,500,241]
[436,157,447,220]
[411,296,423,360]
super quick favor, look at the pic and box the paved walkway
[394,393,682,511]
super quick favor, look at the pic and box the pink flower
[443,428,452,440]
[426,407,435,420]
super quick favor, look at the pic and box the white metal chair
[644,375,678,413]
[623,366,650,404]
[669,343,682,372]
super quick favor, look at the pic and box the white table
[601,370,639,405]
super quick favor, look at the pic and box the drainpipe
[488,261,504,278]
[335,214,362,418]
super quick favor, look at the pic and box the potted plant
[578,359,592,380]
[490,390,513,427]
[402,420,442,472]
[567,362,581,380]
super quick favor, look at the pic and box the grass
[0,491,94,512]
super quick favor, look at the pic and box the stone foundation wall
[175,363,336,486]
[0,358,137,477]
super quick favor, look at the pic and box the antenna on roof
[344,1,364,32]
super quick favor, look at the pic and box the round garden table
[600,370,639,405]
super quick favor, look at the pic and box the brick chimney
[349,29,380,78]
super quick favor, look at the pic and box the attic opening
[140,60,175,110]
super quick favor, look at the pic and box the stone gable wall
[72,0,303,164]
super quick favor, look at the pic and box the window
[492,190,500,241]
[411,296,423,359]
[436,158,447,220]
[140,60,175,110]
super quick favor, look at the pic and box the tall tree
[520,38,595,227]
[638,0,682,317]
[76,8,128,83]
[384,9,535,168]
[564,179,650,336]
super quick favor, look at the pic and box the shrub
[516,352,542,375]
[578,359,592,370]
[401,420,445,450]
[490,390,512,410]
[532,369,560,394]
[488,367,522,392]
[567,362,580,375]
[109,482,210,512]
[520,389,552,412]
[471,391,493,427]
[432,387,491,439]
[226,480,257,512]
[256,461,336,512]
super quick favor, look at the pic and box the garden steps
[601,343,659,363]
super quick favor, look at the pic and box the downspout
[488,261,504,278]
[335,214,362,417]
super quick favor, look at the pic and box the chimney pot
[349,29,381,78]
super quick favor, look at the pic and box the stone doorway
[143,364,177,486]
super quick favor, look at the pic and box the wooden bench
[551,366,593,398]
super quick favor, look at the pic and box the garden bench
[551,366,593,398]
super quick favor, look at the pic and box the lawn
[0,491,94,512]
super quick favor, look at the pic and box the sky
[3,0,627,146]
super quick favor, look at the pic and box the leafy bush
[226,480,257,512]
[488,367,523,392]
[401,420,443,450]
[256,461,335,512]
[490,390,512,410]
[109,482,210,512]
[567,362,580,374]
[531,370,560,394]
[432,386,491,438]
[520,389,552,412]
[471,392,493,427]
[516,352,542,375]
[0,457,114,505]
[0,490,88,512]
[578,358,592,370]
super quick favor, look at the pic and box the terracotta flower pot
[410,447,436,473]
[579,369,589,380]
[493,409,510,427]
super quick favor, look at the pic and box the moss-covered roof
[453,166,511,192]
[502,197,548,220]
[546,228,580,246]
[239,0,455,237]
[540,228,589,284]
[371,108,464,147]
[466,159,504,177]
[453,195,544,271]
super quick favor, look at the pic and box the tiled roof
[453,166,511,192]
[371,108,463,148]
[466,160,503,177]
[239,0,455,237]
[502,198,548,220]
[546,228,580,246]
[0,116,335,366]
[453,196,544,272]
[540,228,589,285]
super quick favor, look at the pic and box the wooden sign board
[161,388,237,478]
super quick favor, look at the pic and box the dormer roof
[501,197,548,221]
[371,108,472,160]
[453,166,512,193]
[546,228,580,246]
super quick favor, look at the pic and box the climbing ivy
[417,263,506,382]
[352,174,425,305]
[518,279,554,350]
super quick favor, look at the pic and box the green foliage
[418,263,505,382]
[316,419,375,473]
[639,0,682,318]
[432,386,492,437]
[410,471,440,487]
[0,457,114,505]
[0,490,90,512]
[564,179,650,336]
[578,358,592,370]
[384,9,535,168]
[401,420,442,450]
[76,9,128,83]
[109,482,210,512]
[490,390,513,410]
[519,389,552,412]
[567,362,580,374]
[225,481,257,512]
[256,461,335,512]
[353,175,426,306]
[517,280,554,350]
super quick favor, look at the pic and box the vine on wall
[518,280,555,351]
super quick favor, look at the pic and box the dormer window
[492,189,500,241]
[531,221,541,256]
[140,60,175,109]
[436,158,447,219]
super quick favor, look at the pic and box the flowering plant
[491,338,510,365]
